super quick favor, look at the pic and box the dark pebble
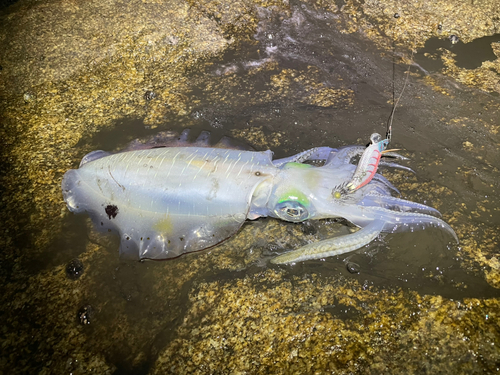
[78,305,94,325]
[66,258,84,280]
[144,90,156,101]
[449,35,459,44]
[394,13,400,18]
[346,262,360,274]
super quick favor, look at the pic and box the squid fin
[79,150,111,167]
[114,129,254,152]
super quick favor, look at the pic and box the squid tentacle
[325,146,364,166]
[381,151,409,160]
[364,206,458,242]
[271,206,457,264]
[272,147,321,166]
[271,220,385,264]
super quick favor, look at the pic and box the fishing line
[345,18,414,194]
[385,21,413,144]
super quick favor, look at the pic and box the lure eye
[274,201,309,222]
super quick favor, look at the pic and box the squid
[61,130,458,263]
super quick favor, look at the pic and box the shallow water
[416,33,500,71]
[2,1,500,373]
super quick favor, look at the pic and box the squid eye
[274,201,309,222]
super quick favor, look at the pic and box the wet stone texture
[1,0,500,373]
[152,270,499,374]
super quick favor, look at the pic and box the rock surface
[0,0,499,373]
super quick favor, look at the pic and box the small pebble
[144,90,156,101]
[266,243,280,253]
[449,35,459,44]
[66,258,84,280]
[23,92,36,103]
[78,305,94,325]
[393,13,400,19]
[346,262,360,274]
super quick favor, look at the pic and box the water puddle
[415,33,500,72]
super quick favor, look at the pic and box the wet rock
[151,270,500,374]
[1,0,500,373]
[346,262,360,274]
[66,259,84,280]
[348,0,500,93]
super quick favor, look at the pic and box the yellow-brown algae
[152,270,500,374]
[341,0,500,48]
[336,0,500,94]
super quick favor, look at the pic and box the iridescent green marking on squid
[277,188,310,207]
[283,162,313,169]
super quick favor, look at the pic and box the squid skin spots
[105,204,119,219]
